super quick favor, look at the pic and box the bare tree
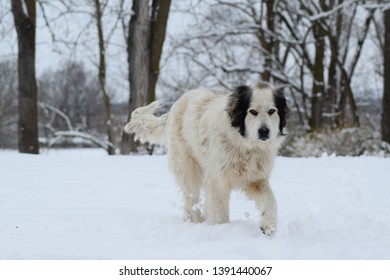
[277,0,372,130]
[383,8,390,143]
[121,0,172,154]
[11,0,39,154]
[31,0,130,152]
[120,0,149,154]
[0,61,18,148]
[148,0,172,103]
[94,0,115,155]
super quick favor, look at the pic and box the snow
[0,150,389,260]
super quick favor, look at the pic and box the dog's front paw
[260,222,276,236]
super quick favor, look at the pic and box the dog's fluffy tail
[124,101,168,146]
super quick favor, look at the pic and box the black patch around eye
[227,85,251,137]
[273,90,289,135]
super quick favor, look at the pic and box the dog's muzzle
[258,126,270,141]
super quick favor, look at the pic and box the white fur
[124,83,285,235]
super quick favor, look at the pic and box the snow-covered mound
[0,150,389,259]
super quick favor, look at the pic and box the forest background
[1,0,390,157]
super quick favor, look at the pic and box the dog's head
[227,82,288,143]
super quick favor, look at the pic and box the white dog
[124,82,288,235]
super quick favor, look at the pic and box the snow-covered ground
[0,149,389,259]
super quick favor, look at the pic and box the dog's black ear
[274,90,288,135]
[227,85,251,137]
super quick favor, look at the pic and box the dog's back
[124,89,223,147]
[166,89,227,151]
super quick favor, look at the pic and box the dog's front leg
[244,180,277,236]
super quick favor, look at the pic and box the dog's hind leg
[169,152,205,223]
[244,180,277,236]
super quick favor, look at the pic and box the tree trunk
[383,9,390,143]
[340,67,360,128]
[11,0,39,154]
[120,0,150,154]
[326,48,338,127]
[148,0,172,103]
[310,24,325,132]
[258,0,275,82]
[94,0,115,155]
[325,5,342,128]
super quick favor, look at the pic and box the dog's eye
[249,109,258,116]
[268,109,276,115]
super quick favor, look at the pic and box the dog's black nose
[258,126,270,140]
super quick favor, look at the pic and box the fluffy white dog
[124,82,288,235]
